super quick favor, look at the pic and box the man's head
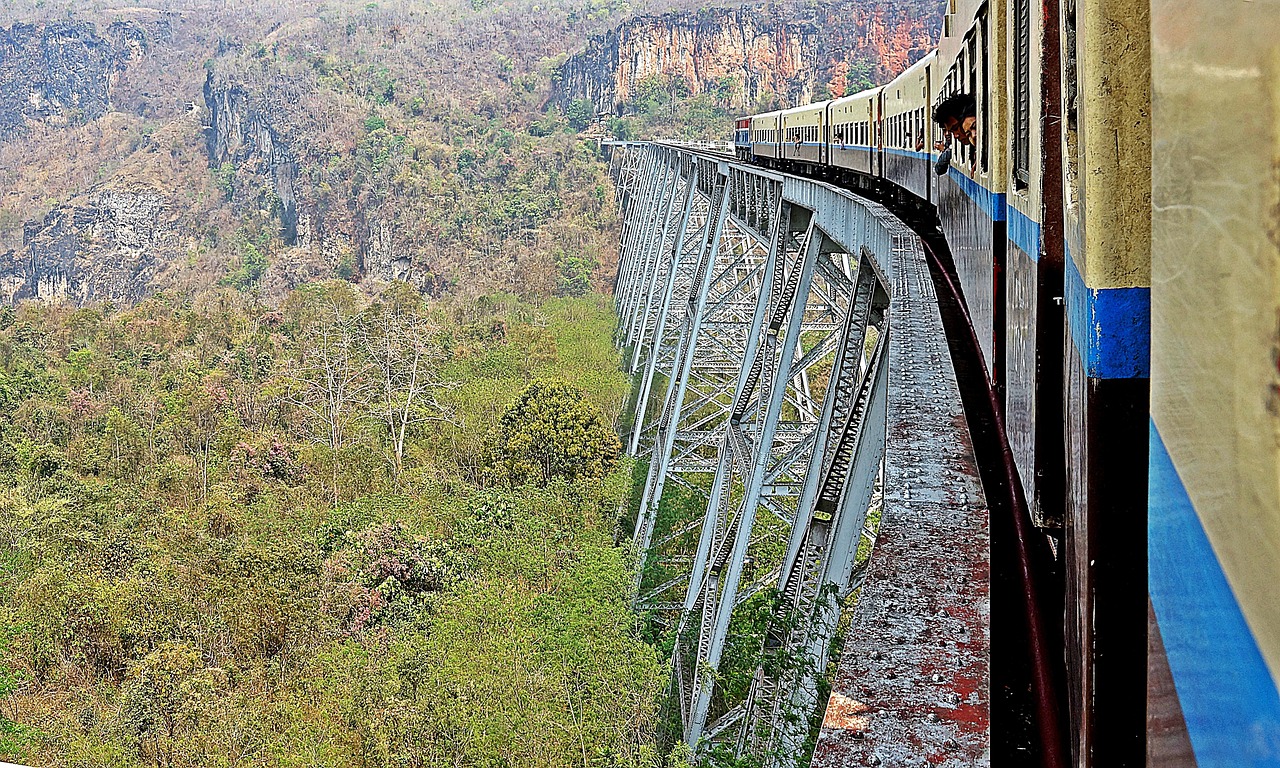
[933,93,977,147]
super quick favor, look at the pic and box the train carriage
[878,52,937,204]
[780,102,827,167]
[826,87,881,176]
[749,110,783,161]
[934,0,1008,385]
[733,117,751,162]
[1147,2,1280,764]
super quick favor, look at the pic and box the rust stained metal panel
[811,232,990,767]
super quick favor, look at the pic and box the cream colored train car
[780,101,828,166]
[879,51,938,203]
[749,110,784,161]
[826,86,881,176]
[1145,0,1280,765]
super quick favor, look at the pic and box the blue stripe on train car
[947,167,1006,222]
[1064,249,1150,379]
[883,148,935,161]
[1008,206,1040,261]
[1149,421,1280,767]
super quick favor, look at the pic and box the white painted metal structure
[608,141,986,765]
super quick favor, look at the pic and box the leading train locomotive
[732,0,1280,765]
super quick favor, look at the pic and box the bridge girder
[610,143,904,762]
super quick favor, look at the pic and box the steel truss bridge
[608,142,991,767]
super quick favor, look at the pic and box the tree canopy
[497,379,621,486]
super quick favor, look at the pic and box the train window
[983,16,993,174]
[980,13,990,173]
[1013,0,1032,187]
[966,35,978,168]
[1063,0,1080,209]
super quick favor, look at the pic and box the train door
[873,95,883,177]
[822,103,830,167]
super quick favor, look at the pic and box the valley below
[0,0,938,764]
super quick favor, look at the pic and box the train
[731,0,1280,765]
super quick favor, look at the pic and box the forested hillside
[0,286,668,765]
[0,0,943,763]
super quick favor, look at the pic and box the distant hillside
[0,0,942,306]
[553,0,944,118]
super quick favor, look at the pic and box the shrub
[496,379,620,485]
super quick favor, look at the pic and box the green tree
[609,116,638,141]
[554,250,596,297]
[221,236,268,291]
[212,162,236,201]
[122,642,226,767]
[564,98,595,132]
[496,380,620,485]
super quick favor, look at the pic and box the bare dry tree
[357,299,457,486]
[283,303,373,506]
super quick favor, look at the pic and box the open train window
[980,15,989,173]
[1062,0,1080,214]
[1013,0,1031,187]
[966,35,978,169]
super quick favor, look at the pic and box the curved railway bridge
[607,140,1016,767]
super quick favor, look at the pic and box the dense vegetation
[0,287,667,766]
[0,2,757,763]
[0,0,931,762]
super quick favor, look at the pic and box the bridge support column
[607,143,990,768]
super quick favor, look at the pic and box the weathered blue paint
[1149,421,1280,768]
[1064,250,1150,379]
[947,167,1006,222]
[1007,205,1040,263]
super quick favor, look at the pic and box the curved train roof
[781,101,831,117]
[829,84,884,111]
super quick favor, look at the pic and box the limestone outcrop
[1,184,180,304]
[553,0,944,115]
[0,20,148,140]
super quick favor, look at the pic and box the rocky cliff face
[1,184,181,304]
[554,0,944,114]
[557,6,818,113]
[0,20,148,141]
[200,59,437,291]
[203,68,302,244]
